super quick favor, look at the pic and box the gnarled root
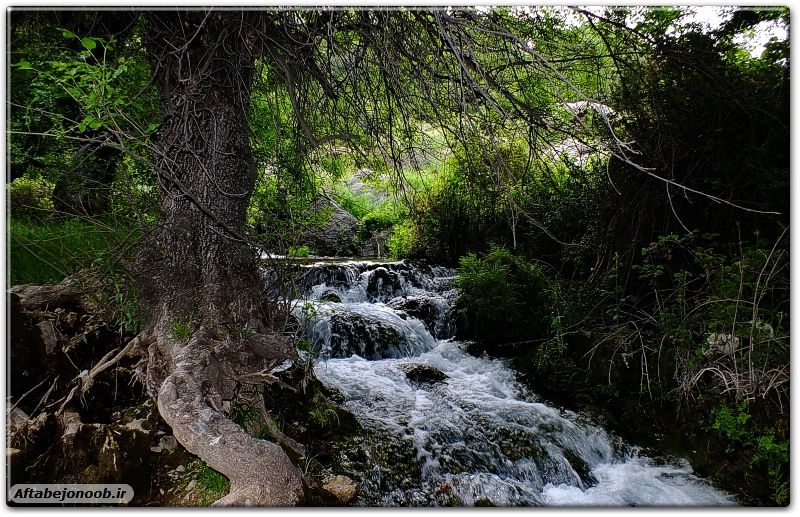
[150,330,304,506]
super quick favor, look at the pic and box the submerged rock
[364,267,404,301]
[318,289,343,303]
[310,307,435,360]
[400,363,448,384]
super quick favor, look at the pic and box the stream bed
[290,260,736,506]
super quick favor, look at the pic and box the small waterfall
[289,259,736,507]
[293,261,455,359]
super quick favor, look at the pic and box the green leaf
[62,29,76,39]
[14,60,32,70]
[81,38,97,50]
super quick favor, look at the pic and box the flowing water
[290,260,736,507]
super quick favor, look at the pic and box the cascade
[288,259,736,506]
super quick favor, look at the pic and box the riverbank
[510,331,789,505]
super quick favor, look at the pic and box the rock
[299,195,359,256]
[7,406,30,430]
[318,289,342,303]
[151,435,178,453]
[399,363,448,384]
[387,295,453,339]
[246,333,298,362]
[322,475,359,504]
[325,312,403,359]
[364,267,403,301]
[36,320,58,354]
[703,332,740,356]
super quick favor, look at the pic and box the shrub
[708,401,789,505]
[634,231,789,402]
[288,245,312,258]
[386,219,415,259]
[455,245,551,347]
[360,212,394,236]
[8,176,54,221]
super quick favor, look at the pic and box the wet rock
[400,363,448,384]
[364,267,403,301]
[326,312,403,359]
[387,295,453,339]
[322,475,359,504]
[474,497,497,507]
[319,289,342,303]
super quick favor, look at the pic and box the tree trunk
[137,10,304,506]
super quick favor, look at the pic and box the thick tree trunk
[138,10,304,506]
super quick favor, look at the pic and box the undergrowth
[8,218,137,285]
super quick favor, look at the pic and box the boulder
[363,267,404,302]
[299,195,359,257]
[322,475,359,504]
[319,289,343,303]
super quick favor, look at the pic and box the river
[288,259,736,506]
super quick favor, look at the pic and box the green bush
[386,219,415,259]
[8,177,55,221]
[360,212,394,236]
[288,245,312,258]
[633,231,788,400]
[455,245,551,346]
[708,402,789,505]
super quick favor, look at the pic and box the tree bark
[138,10,304,506]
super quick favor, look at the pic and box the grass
[8,217,139,286]
[184,459,230,506]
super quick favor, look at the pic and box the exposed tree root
[56,335,144,417]
[148,327,304,506]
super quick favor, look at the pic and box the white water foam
[314,341,736,506]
